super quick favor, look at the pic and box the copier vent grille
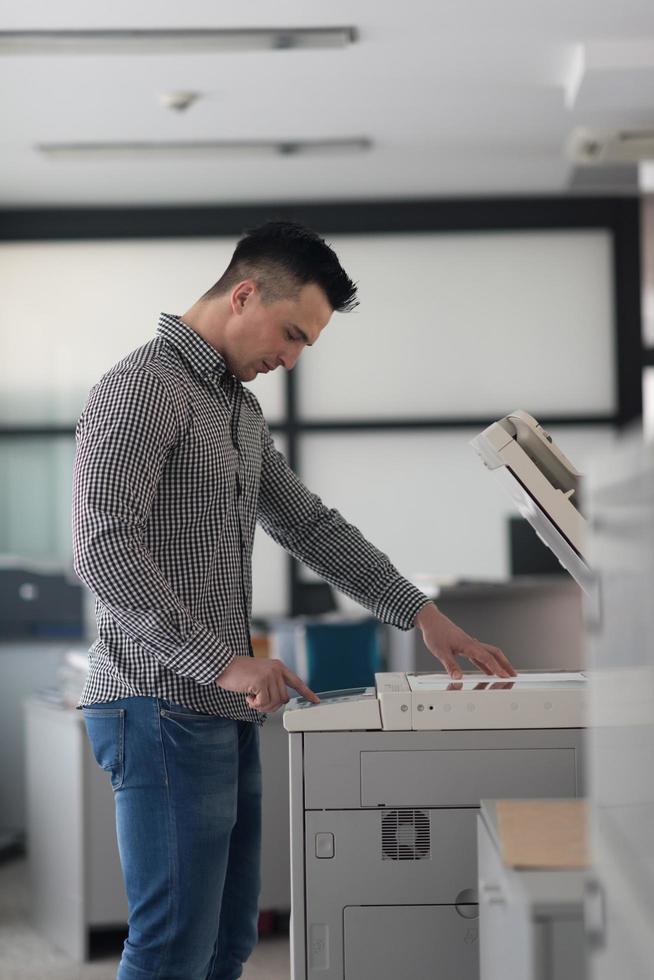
[381,809,431,861]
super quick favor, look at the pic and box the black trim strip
[0,426,77,438]
[288,414,615,432]
[611,198,643,426]
[284,371,301,614]
[0,414,615,440]
[0,195,640,240]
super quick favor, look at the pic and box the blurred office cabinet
[301,618,382,692]
[508,516,570,577]
[24,698,128,960]
[388,577,583,675]
[0,561,84,844]
[0,642,66,844]
[583,440,654,980]
[0,563,83,640]
[291,580,337,618]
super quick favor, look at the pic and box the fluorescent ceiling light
[563,44,585,110]
[0,27,356,55]
[37,138,371,161]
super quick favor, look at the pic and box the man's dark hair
[202,220,358,313]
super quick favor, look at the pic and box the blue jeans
[82,696,262,980]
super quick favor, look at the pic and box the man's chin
[231,365,255,382]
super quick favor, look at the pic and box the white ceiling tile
[1,0,652,203]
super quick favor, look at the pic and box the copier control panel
[283,686,381,731]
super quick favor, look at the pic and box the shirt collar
[157,313,229,383]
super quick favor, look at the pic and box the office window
[0,239,285,425]
[299,231,615,419]
[0,437,75,560]
[252,434,288,616]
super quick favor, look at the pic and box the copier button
[315,833,335,859]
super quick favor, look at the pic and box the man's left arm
[257,425,516,679]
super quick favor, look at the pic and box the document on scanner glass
[408,672,585,691]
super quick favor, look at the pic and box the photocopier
[283,411,590,980]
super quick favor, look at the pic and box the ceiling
[1,0,654,207]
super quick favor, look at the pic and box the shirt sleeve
[256,424,431,629]
[72,367,234,684]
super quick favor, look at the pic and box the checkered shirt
[72,313,430,723]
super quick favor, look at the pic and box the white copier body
[285,671,586,980]
[284,412,589,980]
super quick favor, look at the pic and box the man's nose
[279,349,300,370]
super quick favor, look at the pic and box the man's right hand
[216,656,320,713]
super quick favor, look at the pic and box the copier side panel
[304,808,479,979]
[289,733,307,980]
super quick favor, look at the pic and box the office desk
[477,799,588,980]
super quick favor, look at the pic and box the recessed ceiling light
[0,27,357,56]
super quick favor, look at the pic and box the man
[72,220,515,980]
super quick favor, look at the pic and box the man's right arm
[72,367,234,685]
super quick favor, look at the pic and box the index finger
[281,665,321,704]
[482,643,517,677]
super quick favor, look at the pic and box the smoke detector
[159,91,200,112]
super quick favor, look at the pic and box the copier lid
[471,410,593,594]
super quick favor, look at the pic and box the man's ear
[231,279,257,315]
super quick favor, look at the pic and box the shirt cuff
[164,623,235,685]
[373,577,433,630]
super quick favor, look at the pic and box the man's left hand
[414,603,517,680]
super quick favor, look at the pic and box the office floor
[0,856,290,980]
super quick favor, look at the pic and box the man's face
[224,281,332,382]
